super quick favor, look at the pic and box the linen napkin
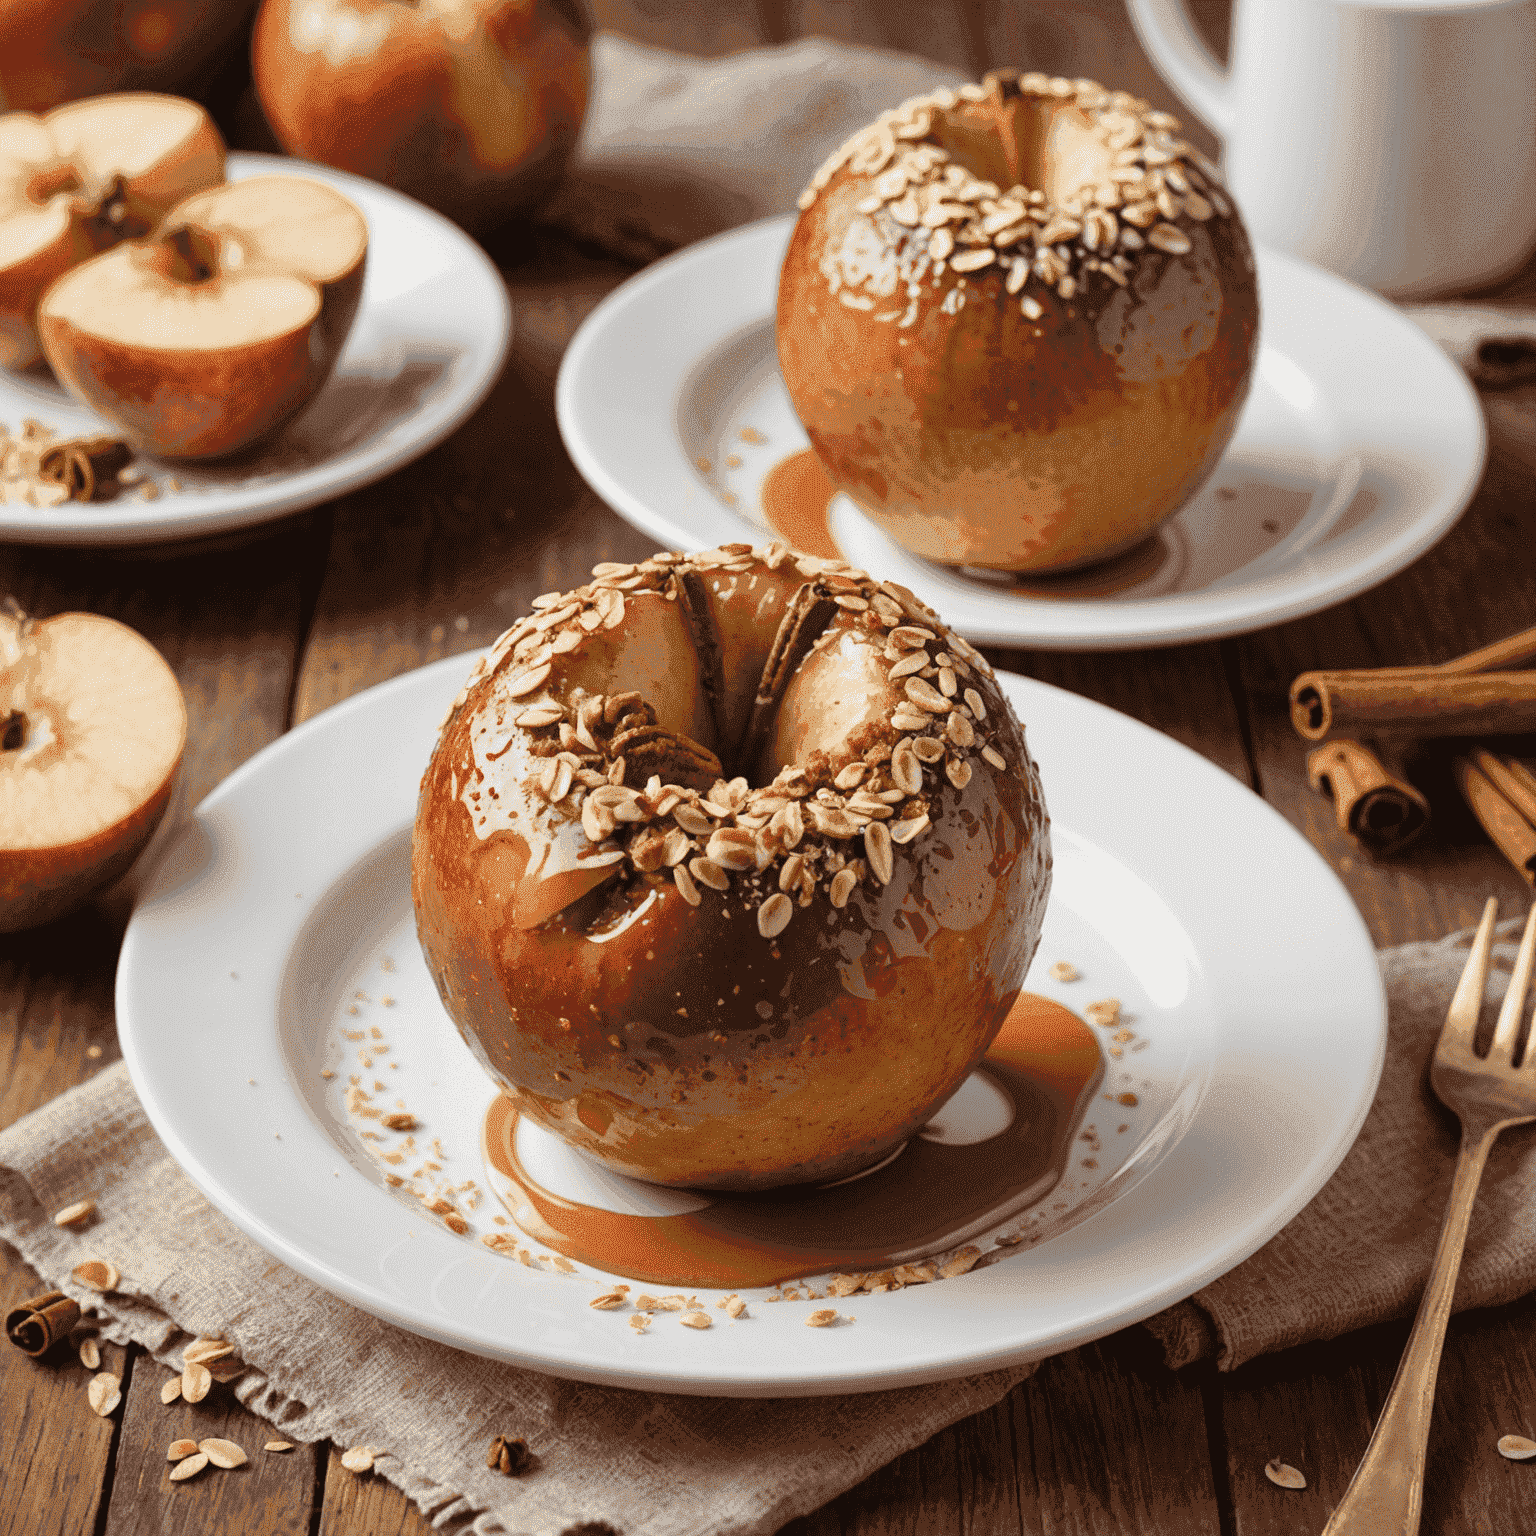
[7,925,1536,1533]
[539,33,965,262]
[0,1065,1027,1536]
[1143,921,1536,1370]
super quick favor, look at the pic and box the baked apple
[37,174,368,458]
[0,92,224,370]
[777,70,1260,574]
[0,605,186,932]
[0,0,253,113]
[251,0,590,231]
[414,544,1051,1191]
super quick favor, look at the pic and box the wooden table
[6,5,1536,1532]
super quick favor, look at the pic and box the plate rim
[0,152,512,548]
[117,653,1386,1396]
[555,213,1486,650]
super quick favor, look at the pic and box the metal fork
[1322,898,1536,1536]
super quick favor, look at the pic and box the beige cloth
[540,34,965,261]
[5,927,1536,1532]
[1144,922,1536,1370]
[0,1063,1028,1536]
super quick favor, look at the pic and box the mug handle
[1125,0,1235,138]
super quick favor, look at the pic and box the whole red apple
[0,0,254,112]
[251,0,589,231]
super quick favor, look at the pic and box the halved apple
[37,175,369,459]
[0,92,224,370]
[0,607,187,933]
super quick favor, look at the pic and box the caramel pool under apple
[483,991,1102,1288]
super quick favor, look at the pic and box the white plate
[1,153,510,547]
[556,216,1485,649]
[118,654,1385,1396]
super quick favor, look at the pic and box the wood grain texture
[1231,418,1536,947]
[319,1445,432,1536]
[784,1333,1219,1536]
[0,1329,127,1536]
[105,1363,317,1536]
[290,238,646,728]
[1220,1291,1536,1536]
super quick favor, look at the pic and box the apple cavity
[0,93,224,370]
[37,176,369,459]
[0,608,186,933]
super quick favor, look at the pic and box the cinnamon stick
[1454,752,1536,885]
[1289,671,1536,741]
[5,1289,80,1356]
[37,436,133,502]
[1290,622,1536,739]
[1306,740,1429,856]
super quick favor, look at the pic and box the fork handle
[1321,1125,1498,1536]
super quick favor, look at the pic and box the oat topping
[86,1371,121,1416]
[1049,961,1079,982]
[451,544,1019,945]
[72,1259,118,1293]
[796,70,1231,314]
[1264,1459,1307,1490]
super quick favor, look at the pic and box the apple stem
[1,712,24,752]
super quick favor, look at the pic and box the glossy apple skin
[413,645,1050,1193]
[0,773,175,931]
[38,305,345,459]
[252,0,589,231]
[0,0,253,111]
[778,174,1260,574]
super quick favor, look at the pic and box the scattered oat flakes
[161,1376,182,1405]
[167,1439,199,1461]
[1264,1459,1306,1489]
[1085,999,1121,1026]
[182,1338,233,1366]
[54,1198,96,1227]
[87,1371,121,1416]
[382,1112,416,1131]
[200,1438,247,1469]
[181,1361,212,1403]
[1498,1434,1536,1460]
[169,1452,209,1481]
[550,1255,577,1273]
[679,1310,711,1329]
[589,1291,627,1310]
[341,1445,376,1473]
[77,1336,100,1369]
[805,1309,839,1327]
[265,1440,295,1452]
[628,1315,650,1332]
[1049,961,1079,982]
[85,1045,102,1059]
[939,1245,982,1278]
[72,1259,118,1292]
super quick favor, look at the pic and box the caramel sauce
[759,447,1165,595]
[759,448,841,560]
[482,992,1102,1288]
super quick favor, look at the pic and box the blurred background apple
[251,0,590,231]
[0,0,255,112]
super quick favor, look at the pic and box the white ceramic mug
[1127,0,1536,297]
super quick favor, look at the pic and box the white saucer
[117,654,1384,1396]
[556,216,1485,649]
[0,153,510,547]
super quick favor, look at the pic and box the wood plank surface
[105,1362,317,1536]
